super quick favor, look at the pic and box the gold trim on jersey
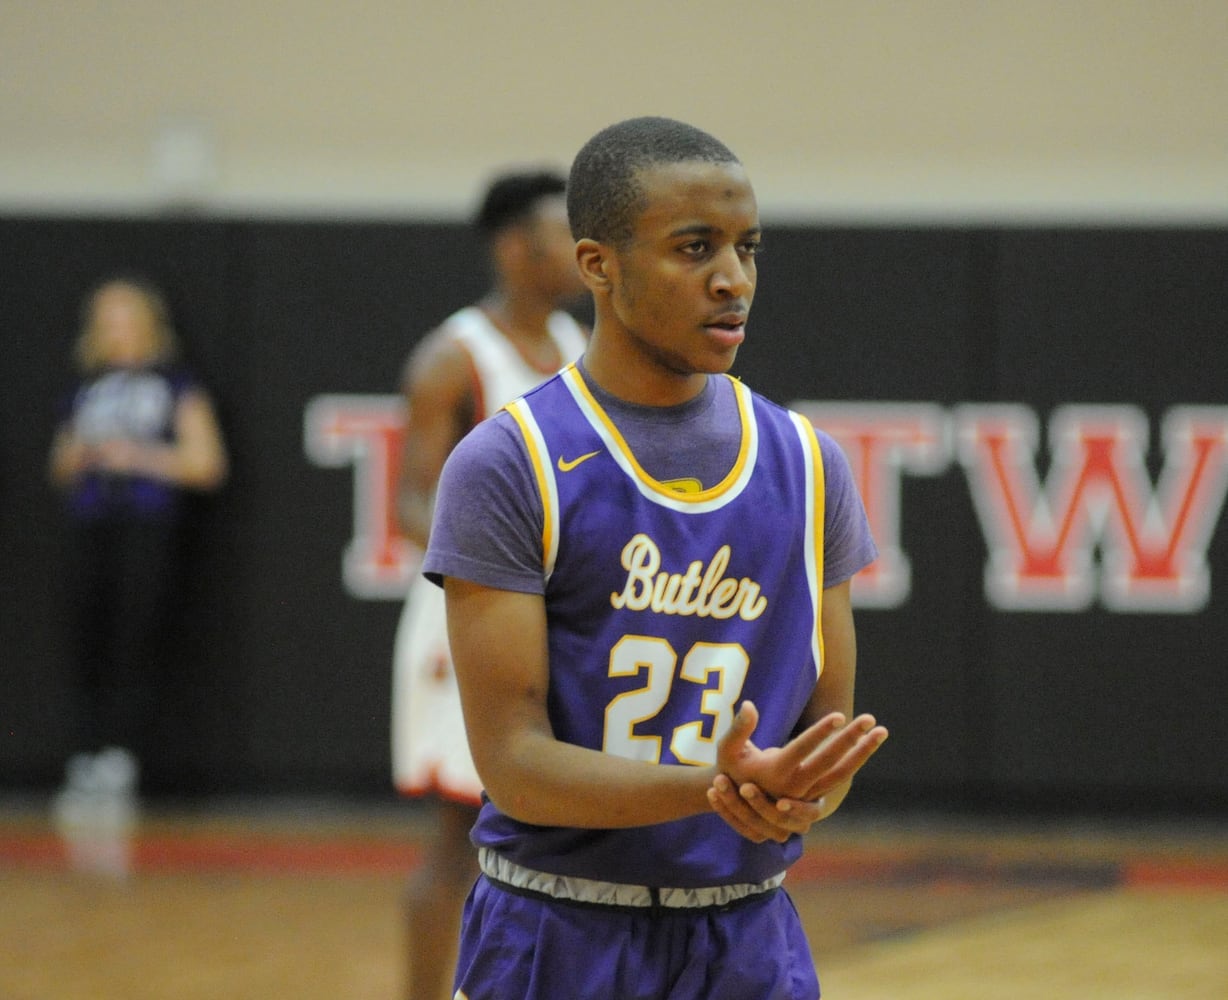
[506,398,560,580]
[559,365,757,512]
[510,368,828,642]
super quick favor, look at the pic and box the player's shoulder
[149,362,199,396]
[452,404,523,457]
[737,377,815,430]
[441,407,526,486]
[516,365,570,402]
[737,379,848,465]
[416,306,480,350]
[402,307,484,384]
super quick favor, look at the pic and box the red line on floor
[1123,859,1228,891]
[4,832,1228,890]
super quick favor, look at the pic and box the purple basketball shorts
[451,873,821,999]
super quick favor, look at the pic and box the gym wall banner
[304,395,1228,615]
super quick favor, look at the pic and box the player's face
[606,160,760,389]
[526,194,586,304]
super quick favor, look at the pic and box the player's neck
[480,289,557,345]
[582,338,710,408]
[480,290,565,372]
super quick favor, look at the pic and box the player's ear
[575,238,612,292]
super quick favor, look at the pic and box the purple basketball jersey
[468,366,831,888]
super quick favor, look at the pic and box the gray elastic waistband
[478,847,785,910]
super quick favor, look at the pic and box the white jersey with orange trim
[391,306,586,802]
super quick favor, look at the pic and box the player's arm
[166,389,228,490]
[395,334,476,546]
[48,423,90,488]
[707,581,888,838]
[445,576,727,828]
[796,571,891,813]
[767,581,888,809]
[721,433,888,816]
[434,419,723,829]
[444,574,871,835]
[85,388,229,491]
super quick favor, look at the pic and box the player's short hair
[474,170,568,237]
[567,117,741,246]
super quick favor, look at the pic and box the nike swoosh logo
[557,450,601,472]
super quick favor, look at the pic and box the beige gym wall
[2,0,1225,220]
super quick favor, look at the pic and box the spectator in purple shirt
[48,276,227,813]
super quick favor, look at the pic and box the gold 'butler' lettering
[610,533,767,621]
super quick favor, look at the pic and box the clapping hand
[709,701,888,843]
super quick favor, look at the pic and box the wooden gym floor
[1,795,1225,999]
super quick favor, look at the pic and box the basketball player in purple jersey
[424,117,889,999]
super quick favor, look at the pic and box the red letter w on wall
[957,405,1228,612]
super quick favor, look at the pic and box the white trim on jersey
[791,410,827,679]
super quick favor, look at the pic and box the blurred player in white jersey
[390,169,586,1000]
